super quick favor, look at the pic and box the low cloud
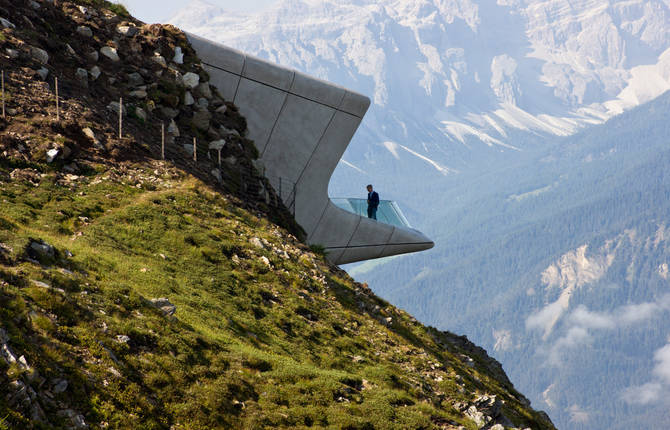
[528,294,670,368]
[621,344,670,405]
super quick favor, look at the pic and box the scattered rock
[152,55,167,68]
[76,25,93,38]
[65,44,76,57]
[58,409,88,430]
[117,25,138,37]
[196,98,209,110]
[46,148,60,163]
[36,67,49,81]
[29,0,40,9]
[86,51,99,62]
[100,46,120,62]
[160,106,178,119]
[6,48,19,59]
[173,46,184,64]
[167,119,179,136]
[216,104,228,114]
[135,107,147,121]
[75,68,88,87]
[52,379,68,394]
[116,335,130,344]
[250,237,265,249]
[183,91,195,106]
[129,89,147,99]
[194,82,212,99]
[182,72,200,89]
[0,17,15,29]
[89,66,101,81]
[260,256,271,268]
[149,298,176,317]
[127,72,144,87]
[30,46,49,64]
[211,168,222,182]
[191,109,211,131]
[107,101,125,116]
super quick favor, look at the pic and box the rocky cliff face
[0,1,554,429]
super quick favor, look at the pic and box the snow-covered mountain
[169,1,670,428]
[170,0,670,182]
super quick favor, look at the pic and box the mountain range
[169,0,670,428]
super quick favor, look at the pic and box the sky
[118,0,276,24]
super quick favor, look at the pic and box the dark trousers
[367,206,377,220]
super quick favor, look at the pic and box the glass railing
[331,198,412,228]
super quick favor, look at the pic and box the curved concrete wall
[187,33,433,264]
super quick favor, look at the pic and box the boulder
[182,72,199,89]
[29,240,56,259]
[149,298,176,317]
[36,67,49,81]
[30,46,49,64]
[86,51,99,62]
[75,68,88,87]
[191,110,211,131]
[173,46,184,64]
[152,55,167,68]
[129,90,147,99]
[194,82,212,99]
[46,148,60,163]
[0,18,15,29]
[183,91,194,106]
[100,46,120,62]
[76,25,92,38]
[196,98,209,110]
[89,66,101,81]
[6,48,19,59]
[167,119,179,137]
[127,72,144,87]
[160,106,178,119]
[117,25,138,37]
[134,107,147,121]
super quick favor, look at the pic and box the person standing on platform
[367,184,379,220]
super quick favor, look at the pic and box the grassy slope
[0,160,554,429]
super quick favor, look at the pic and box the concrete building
[187,33,434,264]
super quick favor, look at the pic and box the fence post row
[1,70,5,120]
[55,77,59,122]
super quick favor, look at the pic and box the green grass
[0,158,554,429]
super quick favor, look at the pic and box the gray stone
[194,82,212,99]
[82,128,100,146]
[134,107,147,121]
[182,72,199,89]
[209,139,226,151]
[36,67,49,81]
[86,51,99,62]
[75,68,88,86]
[116,335,130,344]
[167,119,179,137]
[46,148,60,163]
[117,25,138,37]
[29,0,40,10]
[0,18,15,29]
[30,46,49,64]
[52,379,68,394]
[219,125,240,138]
[149,298,176,317]
[100,46,119,62]
[127,72,144,87]
[89,66,101,81]
[29,240,56,259]
[152,55,167,68]
[58,409,88,430]
[211,168,222,182]
[76,25,92,38]
[65,44,76,56]
[250,237,265,249]
[216,104,228,114]
[183,91,194,106]
[191,110,211,131]
[6,48,19,59]
[129,90,147,99]
[107,101,125,116]
[196,98,209,110]
[77,5,89,15]
[160,106,178,119]
[173,46,184,64]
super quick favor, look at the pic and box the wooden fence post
[55,77,60,122]
[1,70,5,120]
[161,122,165,160]
[193,137,197,162]
[118,97,123,139]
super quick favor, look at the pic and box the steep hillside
[0,1,554,429]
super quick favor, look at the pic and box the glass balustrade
[331,198,412,228]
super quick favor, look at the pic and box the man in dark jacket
[366,184,379,220]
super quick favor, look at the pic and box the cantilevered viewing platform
[186,33,434,264]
